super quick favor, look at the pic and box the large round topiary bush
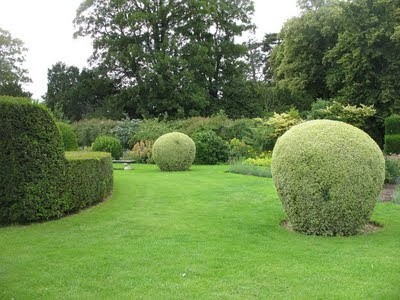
[271,120,385,236]
[152,132,196,171]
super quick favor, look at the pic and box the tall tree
[73,0,255,118]
[270,1,342,101]
[44,62,117,121]
[0,28,31,97]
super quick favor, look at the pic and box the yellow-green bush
[272,120,385,236]
[152,132,196,171]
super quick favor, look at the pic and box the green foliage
[109,118,141,149]
[152,132,196,171]
[57,122,78,151]
[0,28,31,97]
[228,161,272,178]
[385,115,400,135]
[271,0,400,141]
[131,140,154,164]
[307,100,376,128]
[74,0,255,118]
[0,96,65,224]
[242,118,276,152]
[92,135,123,160]
[272,120,385,236]
[63,152,113,211]
[266,109,303,138]
[385,157,400,184]
[72,118,118,147]
[191,130,230,165]
[384,135,400,154]
[0,96,113,224]
[130,119,174,145]
[229,138,254,161]
[244,152,273,167]
[44,62,117,122]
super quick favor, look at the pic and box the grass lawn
[1,164,399,299]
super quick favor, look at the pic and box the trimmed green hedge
[272,120,385,236]
[0,96,113,225]
[0,96,66,224]
[63,152,113,211]
[385,134,400,154]
[385,115,400,135]
[57,122,78,151]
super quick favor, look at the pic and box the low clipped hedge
[272,120,385,236]
[57,122,78,151]
[63,152,113,211]
[0,96,113,225]
[152,132,196,171]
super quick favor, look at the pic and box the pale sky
[0,0,299,100]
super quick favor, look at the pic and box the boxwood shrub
[191,130,230,165]
[63,152,113,211]
[385,114,400,135]
[272,120,385,236]
[0,96,66,224]
[0,96,113,225]
[152,132,196,171]
[57,122,78,151]
[92,135,123,159]
[384,134,400,154]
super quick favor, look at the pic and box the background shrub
[272,120,385,236]
[152,132,196,171]
[0,96,66,224]
[57,122,78,151]
[229,138,254,161]
[72,118,118,147]
[130,119,174,145]
[191,130,230,165]
[92,135,123,160]
[385,115,400,135]
[109,118,141,149]
[131,140,154,163]
[385,157,400,184]
[384,134,400,154]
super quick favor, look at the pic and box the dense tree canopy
[73,0,256,118]
[270,0,400,143]
[44,62,117,121]
[0,28,31,97]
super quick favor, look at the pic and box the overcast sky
[0,0,299,99]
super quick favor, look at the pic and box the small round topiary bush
[57,122,78,151]
[152,132,196,171]
[272,120,385,236]
[92,135,123,159]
